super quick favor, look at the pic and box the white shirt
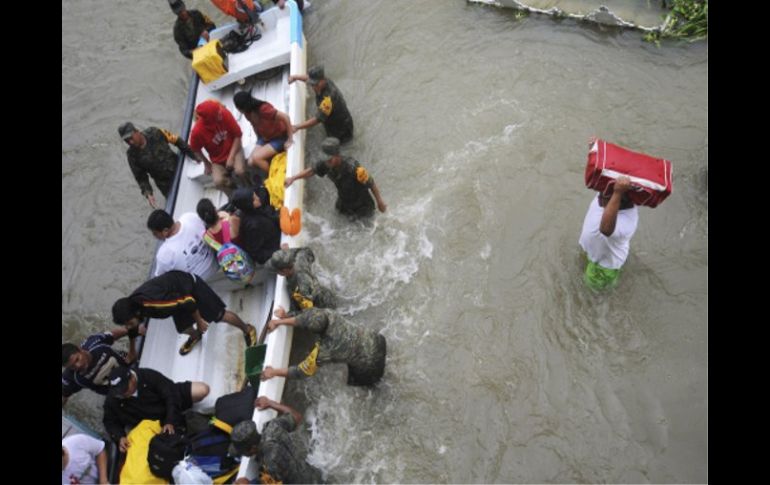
[154,212,218,280]
[579,195,639,270]
[62,434,105,484]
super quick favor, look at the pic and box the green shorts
[584,259,621,291]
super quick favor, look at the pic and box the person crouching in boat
[189,100,249,197]
[261,306,387,386]
[111,270,258,356]
[578,175,639,291]
[285,137,387,218]
[268,245,337,312]
[103,366,210,453]
[233,91,294,176]
[229,396,323,484]
[230,187,281,265]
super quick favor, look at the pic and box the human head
[147,209,175,239]
[112,297,143,328]
[233,91,264,115]
[268,249,294,276]
[62,343,90,371]
[108,366,136,399]
[196,198,219,228]
[320,137,342,168]
[118,122,143,146]
[307,65,326,93]
[228,420,261,456]
[195,100,223,124]
[232,187,268,213]
[169,0,186,16]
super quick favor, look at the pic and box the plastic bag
[172,456,213,484]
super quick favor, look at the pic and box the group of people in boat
[63,2,389,483]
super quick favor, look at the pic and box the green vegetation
[644,0,708,43]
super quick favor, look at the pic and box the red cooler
[585,139,673,208]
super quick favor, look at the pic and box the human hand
[261,366,277,380]
[267,320,280,333]
[162,423,175,435]
[255,396,272,409]
[119,437,130,453]
[274,306,287,319]
[284,176,294,188]
[614,176,632,193]
[202,31,210,41]
[284,138,294,150]
[147,194,158,209]
[378,200,387,213]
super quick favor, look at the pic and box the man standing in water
[289,65,354,143]
[284,137,387,218]
[119,122,207,209]
[579,175,639,290]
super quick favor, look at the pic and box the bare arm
[96,448,109,484]
[288,73,309,84]
[600,176,631,237]
[293,117,320,132]
[260,366,289,380]
[255,396,303,426]
[275,110,294,148]
[285,167,315,187]
[370,182,387,213]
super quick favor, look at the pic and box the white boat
[135,1,306,481]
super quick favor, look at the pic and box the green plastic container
[245,343,267,391]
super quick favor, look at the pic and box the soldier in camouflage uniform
[268,246,337,312]
[289,65,354,143]
[230,396,323,484]
[119,122,207,209]
[261,306,387,386]
[170,0,216,59]
[285,137,387,218]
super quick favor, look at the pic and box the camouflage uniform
[314,156,376,217]
[289,308,386,386]
[173,10,216,59]
[314,79,354,143]
[126,127,196,198]
[272,248,337,312]
[256,413,324,484]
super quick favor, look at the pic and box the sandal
[179,333,202,356]
[244,324,257,347]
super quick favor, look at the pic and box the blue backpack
[204,220,255,285]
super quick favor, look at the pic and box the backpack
[147,432,187,480]
[186,426,240,482]
[204,220,256,285]
[214,386,257,429]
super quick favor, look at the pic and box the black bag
[214,385,257,427]
[147,432,186,480]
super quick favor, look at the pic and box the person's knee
[191,382,210,402]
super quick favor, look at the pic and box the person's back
[297,308,386,386]
[260,413,323,484]
[62,434,107,484]
[153,211,219,280]
[315,155,375,216]
[232,188,281,264]
[315,78,353,143]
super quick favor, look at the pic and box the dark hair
[62,343,79,366]
[112,297,140,325]
[196,198,219,228]
[233,91,265,114]
[147,209,174,232]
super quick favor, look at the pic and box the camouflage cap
[269,249,294,271]
[228,420,261,456]
[321,137,340,157]
[118,122,136,140]
[308,65,325,85]
[169,0,186,14]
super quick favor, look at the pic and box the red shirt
[251,102,287,141]
[190,101,243,164]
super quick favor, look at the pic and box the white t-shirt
[62,434,105,484]
[578,195,639,270]
[154,212,218,280]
